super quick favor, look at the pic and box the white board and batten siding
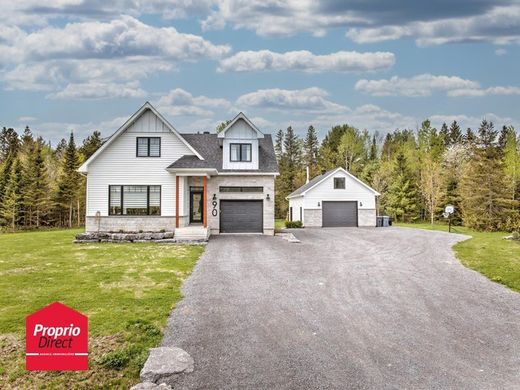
[302,170,376,210]
[86,116,193,217]
[222,119,259,170]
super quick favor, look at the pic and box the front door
[190,191,203,223]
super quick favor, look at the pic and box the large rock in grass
[130,382,172,390]
[140,347,194,384]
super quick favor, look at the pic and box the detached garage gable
[287,168,380,227]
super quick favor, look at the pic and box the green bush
[285,220,303,228]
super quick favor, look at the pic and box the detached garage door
[220,200,263,233]
[322,201,358,227]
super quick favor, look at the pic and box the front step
[174,226,210,242]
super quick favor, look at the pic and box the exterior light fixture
[212,194,217,201]
[359,202,363,207]
[317,201,321,207]
[266,194,270,200]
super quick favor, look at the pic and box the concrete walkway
[162,227,520,389]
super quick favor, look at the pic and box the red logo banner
[26,302,88,371]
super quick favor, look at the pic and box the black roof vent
[203,131,210,134]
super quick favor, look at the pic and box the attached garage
[220,200,263,233]
[286,167,380,228]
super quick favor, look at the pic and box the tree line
[0,127,103,231]
[275,120,520,232]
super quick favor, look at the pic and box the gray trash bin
[382,216,390,227]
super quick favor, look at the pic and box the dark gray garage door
[322,201,358,227]
[220,200,263,233]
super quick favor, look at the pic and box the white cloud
[236,87,349,114]
[1,0,216,26]
[156,88,232,117]
[1,15,230,64]
[217,50,395,73]
[346,5,520,46]
[0,16,230,98]
[448,86,520,97]
[48,81,147,100]
[202,0,362,37]
[495,48,507,56]
[355,74,520,98]
[201,1,520,47]
[355,74,480,97]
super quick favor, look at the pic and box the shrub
[285,220,303,228]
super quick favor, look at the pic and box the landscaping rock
[130,381,172,390]
[140,347,194,384]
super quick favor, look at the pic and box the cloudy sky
[1,0,519,143]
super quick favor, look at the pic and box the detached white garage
[286,167,380,227]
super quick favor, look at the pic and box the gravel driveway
[162,227,520,389]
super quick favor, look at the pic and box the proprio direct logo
[26,302,88,371]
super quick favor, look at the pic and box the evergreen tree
[54,138,68,160]
[369,134,378,161]
[502,127,520,206]
[460,120,514,231]
[448,121,462,145]
[24,143,50,227]
[55,132,81,227]
[1,159,23,229]
[79,131,103,160]
[385,153,418,222]
[303,125,319,176]
[464,128,476,145]
[282,126,302,191]
[274,129,284,159]
[0,127,19,162]
[439,122,449,146]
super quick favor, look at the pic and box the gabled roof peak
[217,112,264,139]
[78,101,202,173]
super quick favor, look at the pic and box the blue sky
[1,1,519,143]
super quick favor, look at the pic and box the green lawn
[396,223,520,292]
[275,218,285,230]
[0,229,204,389]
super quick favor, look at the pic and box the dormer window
[137,137,161,157]
[230,143,251,162]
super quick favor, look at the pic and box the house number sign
[212,200,218,216]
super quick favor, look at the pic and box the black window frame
[230,143,252,162]
[108,185,161,216]
[136,137,161,157]
[219,186,263,193]
[333,177,346,189]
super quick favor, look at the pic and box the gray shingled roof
[167,133,278,173]
[287,169,336,197]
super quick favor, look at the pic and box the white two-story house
[78,102,278,238]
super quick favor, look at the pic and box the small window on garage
[219,186,263,192]
[334,177,345,189]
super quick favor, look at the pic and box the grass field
[275,218,285,230]
[0,229,204,389]
[397,223,520,292]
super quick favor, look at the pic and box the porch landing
[174,226,210,242]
